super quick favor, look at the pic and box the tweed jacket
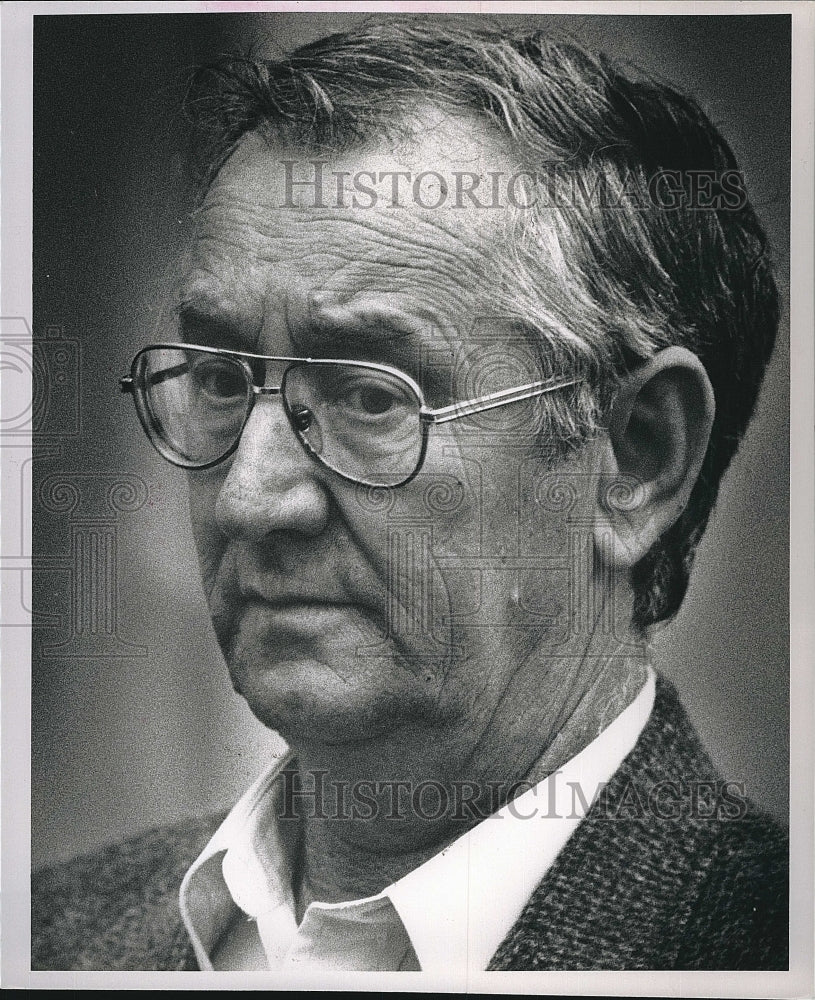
[31,675,788,972]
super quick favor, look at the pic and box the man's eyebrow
[177,294,440,366]
[175,299,250,350]
[292,303,430,357]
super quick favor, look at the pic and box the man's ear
[595,346,715,568]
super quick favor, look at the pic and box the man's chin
[216,601,452,743]
[229,650,430,744]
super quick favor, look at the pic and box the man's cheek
[364,535,456,678]
[186,479,227,596]
[203,547,242,654]
[188,517,227,606]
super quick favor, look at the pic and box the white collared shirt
[180,666,655,973]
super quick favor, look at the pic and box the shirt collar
[181,666,655,973]
[179,759,296,969]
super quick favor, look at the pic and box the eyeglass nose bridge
[237,351,292,397]
[236,372,318,466]
[247,378,314,436]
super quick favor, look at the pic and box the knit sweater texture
[31,675,788,971]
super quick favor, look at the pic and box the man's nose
[214,397,331,541]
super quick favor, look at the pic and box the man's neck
[283,629,649,911]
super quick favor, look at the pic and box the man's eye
[334,381,405,419]
[355,386,396,414]
[193,361,246,400]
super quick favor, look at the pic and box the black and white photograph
[1,2,812,992]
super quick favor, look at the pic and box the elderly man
[32,23,787,972]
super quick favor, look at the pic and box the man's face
[181,120,595,754]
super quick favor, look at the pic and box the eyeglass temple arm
[422,377,582,425]
[118,362,581,418]
[120,361,191,394]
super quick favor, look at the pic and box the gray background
[32,11,789,867]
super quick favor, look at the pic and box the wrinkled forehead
[180,115,521,352]
[205,107,515,227]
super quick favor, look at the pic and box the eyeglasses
[120,343,581,488]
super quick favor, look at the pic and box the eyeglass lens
[136,347,425,486]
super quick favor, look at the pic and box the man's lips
[235,587,386,629]
[233,593,383,647]
[240,597,361,622]
[239,588,361,610]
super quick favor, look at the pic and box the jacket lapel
[488,677,723,970]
